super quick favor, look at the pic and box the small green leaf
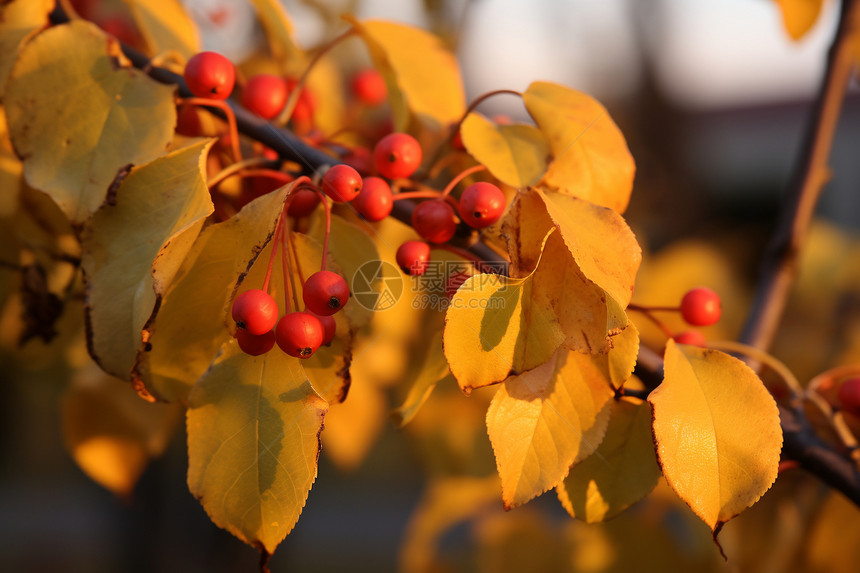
[187,340,327,554]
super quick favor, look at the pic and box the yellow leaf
[557,398,661,523]
[4,20,176,223]
[461,113,549,188]
[444,230,627,393]
[0,0,53,97]
[487,347,613,509]
[121,0,200,60]
[187,340,327,554]
[649,340,782,532]
[62,362,182,497]
[537,188,641,308]
[399,475,501,573]
[524,81,634,213]
[81,140,214,382]
[350,18,466,132]
[774,0,825,40]
[247,0,301,68]
[391,332,453,428]
[134,186,288,402]
[501,186,555,278]
[0,109,23,217]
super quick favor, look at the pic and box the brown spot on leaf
[106,163,133,206]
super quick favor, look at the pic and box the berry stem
[207,156,279,189]
[627,303,681,313]
[183,97,243,163]
[440,165,487,198]
[628,308,674,339]
[288,219,307,285]
[281,220,297,313]
[262,204,288,294]
[306,185,332,271]
[276,29,358,125]
[424,89,523,174]
[391,190,443,201]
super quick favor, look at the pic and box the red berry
[236,328,275,356]
[285,79,316,122]
[308,311,336,345]
[351,68,387,106]
[838,377,860,416]
[232,289,279,335]
[303,270,350,316]
[184,51,235,100]
[459,182,506,229]
[322,164,362,202]
[287,188,321,218]
[396,241,431,276]
[276,312,324,358]
[412,200,457,243]
[343,146,372,174]
[353,177,393,221]
[672,330,706,347]
[373,133,422,179]
[242,74,288,119]
[680,287,722,326]
[176,104,202,136]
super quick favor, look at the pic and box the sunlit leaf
[187,340,327,554]
[121,0,200,60]
[248,0,301,68]
[649,341,782,532]
[444,230,627,393]
[62,362,182,497]
[4,20,176,223]
[487,347,613,509]
[461,113,549,188]
[0,0,53,96]
[774,0,825,40]
[81,140,214,382]
[557,398,660,523]
[391,331,453,428]
[537,188,641,308]
[399,475,501,573]
[0,110,23,217]
[349,18,466,131]
[524,81,634,213]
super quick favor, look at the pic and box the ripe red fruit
[276,312,324,358]
[284,79,316,122]
[308,311,336,345]
[343,146,372,174]
[459,182,506,228]
[287,188,321,218]
[373,133,422,179]
[303,270,350,316]
[231,289,279,335]
[353,177,393,221]
[322,164,362,202]
[396,241,431,276]
[838,377,860,416]
[412,200,457,243]
[672,330,706,347]
[236,328,275,356]
[184,51,235,100]
[351,68,387,106]
[680,287,722,326]
[241,74,288,119]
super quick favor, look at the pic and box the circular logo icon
[351,259,404,311]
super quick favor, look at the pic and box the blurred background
[2,0,860,571]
